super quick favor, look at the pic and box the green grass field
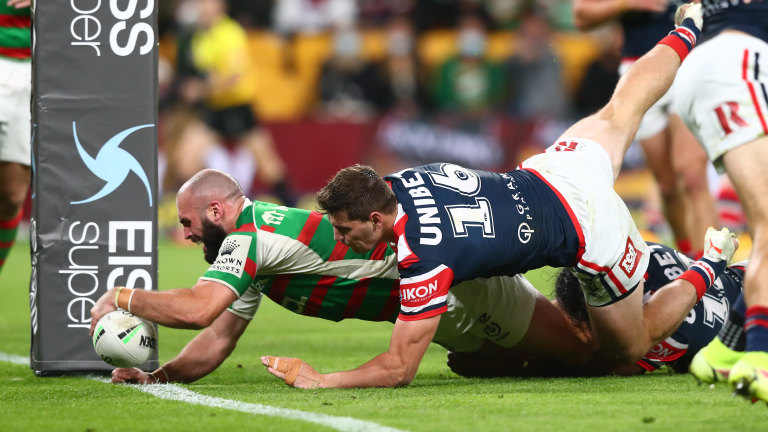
[1,240,766,432]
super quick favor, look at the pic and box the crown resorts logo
[220,238,239,255]
[70,122,154,206]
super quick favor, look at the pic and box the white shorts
[519,138,650,306]
[432,274,538,353]
[674,32,768,173]
[620,59,678,141]
[0,57,31,166]
[227,274,538,353]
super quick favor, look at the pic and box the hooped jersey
[385,163,581,321]
[620,1,683,58]
[0,3,30,61]
[636,243,744,372]
[701,0,768,42]
[200,200,401,322]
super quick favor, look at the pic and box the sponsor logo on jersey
[620,237,642,278]
[645,338,687,362]
[262,210,285,226]
[210,235,252,278]
[70,122,154,206]
[401,280,439,301]
[517,222,534,244]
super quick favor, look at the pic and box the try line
[0,352,407,432]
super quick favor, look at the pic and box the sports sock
[0,210,22,276]
[657,17,700,61]
[719,292,746,351]
[745,305,768,353]
[676,238,693,257]
[678,255,728,301]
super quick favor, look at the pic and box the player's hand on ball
[261,356,322,389]
[111,367,155,384]
[89,287,119,336]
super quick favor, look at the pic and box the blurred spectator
[358,0,414,28]
[504,11,568,121]
[314,25,390,121]
[228,0,274,29]
[432,12,504,119]
[164,0,295,205]
[272,0,357,36]
[378,15,431,116]
[573,24,622,118]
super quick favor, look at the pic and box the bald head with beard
[177,169,246,264]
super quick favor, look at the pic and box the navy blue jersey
[620,1,683,58]
[636,243,744,372]
[385,163,581,320]
[702,0,768,42]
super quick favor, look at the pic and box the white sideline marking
[1,352,407,432]
[0,352,27,366]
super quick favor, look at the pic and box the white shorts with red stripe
[674,32,768,173]
[519,138,650,306]
[0,57,31,166]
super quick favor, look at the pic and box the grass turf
[1,240,766,431]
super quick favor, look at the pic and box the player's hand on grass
[111,367,155,384]
[261,356,322,389]
[89,287,119,337]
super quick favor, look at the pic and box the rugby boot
[689,338,743,384]
[728,351,768,403]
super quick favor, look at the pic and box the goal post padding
[30,1,159,374]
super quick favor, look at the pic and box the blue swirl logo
[70,122,154,206]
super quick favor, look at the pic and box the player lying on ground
[89,169,590,384]
[448,241,745,378]
[261,4,733,389]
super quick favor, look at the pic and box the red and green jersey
[201,200,401,322]
[0,4,31,61]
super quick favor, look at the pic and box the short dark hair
[316,165,397,221]
[554,269,590,326]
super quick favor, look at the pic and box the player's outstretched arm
[638,228,740,354]
[112,311,250,384]
[262,316,440,388]
[89,280,238,336]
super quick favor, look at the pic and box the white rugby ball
[92,310,157,368]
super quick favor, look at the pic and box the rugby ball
[92,310,157,368]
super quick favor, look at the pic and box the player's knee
[0,183,27,219]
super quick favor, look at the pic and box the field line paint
[0,352,27,366]
[0,352,407,432]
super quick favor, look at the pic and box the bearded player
[89,169,590,384]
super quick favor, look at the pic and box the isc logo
[620,238,641,278]
[139,335,156,349]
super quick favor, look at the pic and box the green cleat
[728,351,768,403]
[690,338,744,384]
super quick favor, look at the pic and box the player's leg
[436,275,593,377]
[669,113,718,256]
[558,10,700,179]
[720,137,768,400]
[0,162,29,275]
[640,128,696,254]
